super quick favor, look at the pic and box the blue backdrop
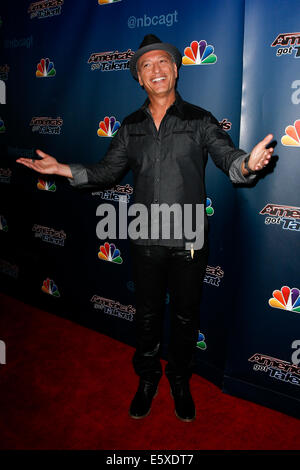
[0,0,299,419]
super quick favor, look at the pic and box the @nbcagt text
[106,454,194,466]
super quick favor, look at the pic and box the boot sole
[129,408,151,420]
[170,388,196,422]
[174,409,196,422]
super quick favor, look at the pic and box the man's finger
[36,149,48,159]
[16,157,30,164]
[16,159,35,169]
[262,134,273,147]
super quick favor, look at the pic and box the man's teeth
[152,77,165,82]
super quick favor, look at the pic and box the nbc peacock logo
[37,179,56,192]
[0,117,6,133]
[98,242,123,264]
[206,197,214,216]
[182,40,217,66]
[36,58,56,77]
[281,119,300,146]
[98,0,121,4]
[269,286,300,313]
[0,215,8,232]
[196,331,207,350]
[97,116,120,137]
[41,278,60,297]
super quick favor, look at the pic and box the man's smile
[152,77,166,83]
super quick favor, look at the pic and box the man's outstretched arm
[16,123,130,188]
[17,149,73,178]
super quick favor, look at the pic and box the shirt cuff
[229,154,257,184]
[68,163,88,187]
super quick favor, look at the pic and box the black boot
[170,380,196,422]
[129,379,158,419]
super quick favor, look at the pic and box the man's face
[137,49,178,99]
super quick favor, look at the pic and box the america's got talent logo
[87,48,134,72]
[271,32,300,58]
[259,203,300,232]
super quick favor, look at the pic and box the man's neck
[148,91,176,118]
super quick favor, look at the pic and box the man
[17,35,273,422]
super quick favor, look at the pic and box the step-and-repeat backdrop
[0,0,299,419]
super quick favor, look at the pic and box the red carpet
[0,292,299,451]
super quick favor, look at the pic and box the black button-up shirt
[70,93,252,247]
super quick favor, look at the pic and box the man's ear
[137,71,143,87]
[173,62,178,79]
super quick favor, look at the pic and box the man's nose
[153,61,161,73]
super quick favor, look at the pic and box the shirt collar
[141,91,185,117]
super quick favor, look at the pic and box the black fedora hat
[130,34,182,80]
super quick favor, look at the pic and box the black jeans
[130,243,208,385]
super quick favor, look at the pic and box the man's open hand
[17,149,72,178]
[247,134,274,172]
